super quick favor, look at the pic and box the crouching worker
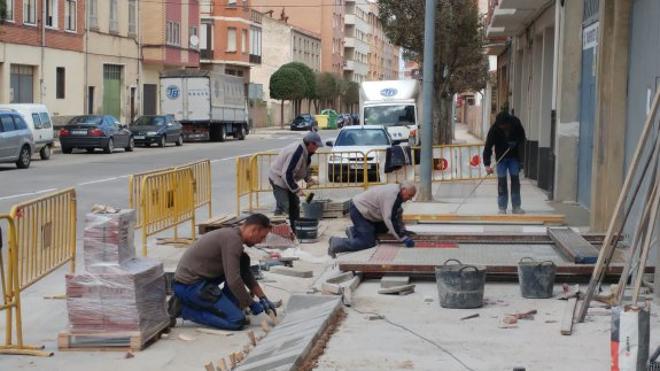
[168,214,278,330]
[327,181,417,258]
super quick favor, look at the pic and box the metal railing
[140,169,196,256]
[129,167,173,228]
[0,188,77,356]
[176,159,213,219]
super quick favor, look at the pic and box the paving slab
[380,275,411,288]
[235,295,341,371]
[270,266,314,278]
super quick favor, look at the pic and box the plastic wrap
[65,258,169,335]
[83,209,136,273]
[65,207,168,336]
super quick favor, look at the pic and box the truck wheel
[40,145,52,160]
[237,125,246,141]
[211,126,225,142]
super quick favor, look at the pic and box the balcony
[344,60,368,75]
[251,9,263,24]
[486,0,553,38]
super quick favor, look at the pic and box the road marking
[0,188,58,201]
[78,175,129,186]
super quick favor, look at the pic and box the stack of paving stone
[65,208,168,335]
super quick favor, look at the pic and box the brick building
[0,0,86,123]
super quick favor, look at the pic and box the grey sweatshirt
[268,141,311,193]
[352,184,406,240]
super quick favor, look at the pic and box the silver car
[0,110,35,169]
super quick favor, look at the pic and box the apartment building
[85,0,141,123]
[141,0,200,115]
[199,0,263,87]
[0,0,86,123]
[343,0,370,82]
[252,0,344,75]
[251,13,321,126]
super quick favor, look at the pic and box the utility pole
[419,0,437,201]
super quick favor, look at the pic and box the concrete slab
[380,275,411,288]
[235,295,341,371]
[378,284,416,295]
[270,266,314,278]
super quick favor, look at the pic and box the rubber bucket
[435,259,486,309]
[517,257,556,299]
[302,201,325,220]
[294,218,319,240]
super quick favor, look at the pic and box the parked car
[350,113,359,125]
[59,115,134,154]
[336,113,353,128]
[0,104,54,160]
[130,115,183,147]
[0,109,35,169]
[325,125,394,183]
[290,114,318,131]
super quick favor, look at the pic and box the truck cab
[359,80,421,146]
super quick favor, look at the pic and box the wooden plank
[549,228,600,264]
[402,213,566,225]
[58,320,169,352]
[561,297,578,335]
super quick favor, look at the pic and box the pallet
[58,320,170,352]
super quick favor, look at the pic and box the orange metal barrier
[140,168,196,256]
[0,188,77,356]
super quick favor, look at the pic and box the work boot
[512,207,525,215]
[328,237,339,259]
[167,295,182,327]
[498,208,507,215]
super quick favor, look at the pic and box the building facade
[250,14,321,127]
[141,0,200,115]
[252,0,343,75]
[366,2,400,81]
[85,0,141,123]
[0,0,86,124]
[343,0,369,82]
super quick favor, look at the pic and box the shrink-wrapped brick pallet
[60,208,169,351]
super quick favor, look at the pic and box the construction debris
[380,275,411,288]
[460,313,480,321]
[378,284,416,295]
[270,266,314,278]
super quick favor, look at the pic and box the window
[65,0,76,31]
[45,0,57,28]
[241,30,247,53]
[23,0,36,24]
[39,112,52,128]
[56,67,65,99]
[128,0,136,35]
[1,115,16,132]
[190,26,198,48]
[14,116,27,130]
[10,64,34,103]
[109,0,118,33]
[166,21,180,46]
[32,113,42,129]
[88,0,97,28]
[3,0,13,21]
[227,0,236,6]
[227,28,237,52]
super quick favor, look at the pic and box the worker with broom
[483,111,527,215]
[268,131,322,228]
[168,214,278,330]
[327,181,417,258]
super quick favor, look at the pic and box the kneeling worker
[328,181,417,257]
[168,214,278,330]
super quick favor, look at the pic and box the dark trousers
[333,203,388,254]
[173,279,246,331]
[270,179,300,227]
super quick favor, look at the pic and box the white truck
[359,79,421,145]
[160,70,249,142]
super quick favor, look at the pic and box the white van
[0,104,55,159]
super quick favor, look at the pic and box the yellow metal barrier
[140,168,196,256]
[0,188,77,356]
[129,167,173,228]
[177,159,213,218]
[236,155,255,216]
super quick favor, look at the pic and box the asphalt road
[0,128,339,235]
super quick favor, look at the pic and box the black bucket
[294,218,319,240]
[435,259,486,309]
[302,201,325,220]
[517,257,556,299]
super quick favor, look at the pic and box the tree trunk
[280,100,284,129]
[432,92,453,145]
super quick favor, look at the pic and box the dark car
[337,113,353,128]
[130,115,183,147]
[350,113,359,125]
[290,114,318,131]
[59,115,134,154]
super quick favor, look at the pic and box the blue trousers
[173,279,246,331]
[332,203,389,253]
[496,158,521,209]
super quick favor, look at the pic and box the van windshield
[364,105,415,127]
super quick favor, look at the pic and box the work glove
[260,297,277,317]
[485,166,494,175]
[249,301,265,315]
[402,237,415,248]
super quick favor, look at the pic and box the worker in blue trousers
[168,214,277,330]
[327,181,417,258]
